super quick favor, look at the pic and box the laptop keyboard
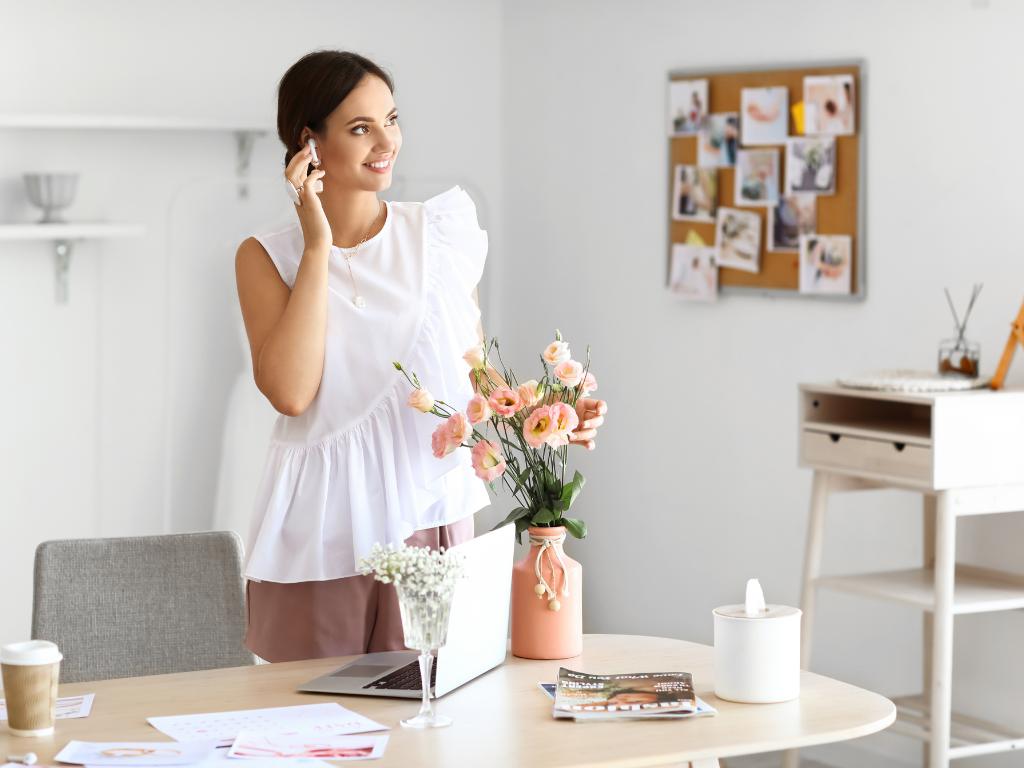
[362,658,438,691]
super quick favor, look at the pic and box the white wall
[497,1,1024,765]
[0,0,504,642]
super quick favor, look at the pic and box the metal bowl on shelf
[23,173,79,223]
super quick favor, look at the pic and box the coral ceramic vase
[511,525,582,659]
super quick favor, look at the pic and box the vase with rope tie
[511,525,582,659]
[394,329,606,662]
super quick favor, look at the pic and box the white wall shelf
[0,222,146,303]
[0,114,270,133]
[0,223,145,240]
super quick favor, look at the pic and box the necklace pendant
[353,295,366,309]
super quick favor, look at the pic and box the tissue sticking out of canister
[744,578,767,617]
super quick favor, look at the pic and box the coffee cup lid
[0,640,62,665]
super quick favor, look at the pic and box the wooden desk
[1,635,893,768]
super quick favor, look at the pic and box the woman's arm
[235,239,330,416]
[236,148,332,417]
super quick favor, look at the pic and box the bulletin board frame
[667,59,867,301]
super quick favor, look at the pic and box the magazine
[551,668,705,721]
[539,683,717,721]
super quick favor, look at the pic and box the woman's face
[310,74,402,194]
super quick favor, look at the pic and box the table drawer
[801,428,932,483]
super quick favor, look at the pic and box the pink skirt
[244,516,475,662]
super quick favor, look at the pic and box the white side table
[794,382,1024,767]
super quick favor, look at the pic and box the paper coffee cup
[1,640,62,736]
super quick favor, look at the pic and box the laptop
[298,523,514,699]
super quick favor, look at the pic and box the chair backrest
[32,531,255,683]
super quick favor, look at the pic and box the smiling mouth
[364,157,393,171]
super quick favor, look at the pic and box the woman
[235,50,606,662]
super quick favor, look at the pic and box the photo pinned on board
[803,75,855,135]
[799,234,852,294]
[668,79,709,136]
[768,194,816,252]
[715,207,762,273]
[669,244,718,302]
[697,113,739,167]
[740,86,788,146]
[672,164,718,222]
[735,149,780,207]
[785,137,836,195]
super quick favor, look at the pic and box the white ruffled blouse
[244,185,491,583]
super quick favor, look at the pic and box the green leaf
[556,471,586,512]
[532,507,556,524]
[514,517,531,544]
[543,469,559,493]
[493,506,530,529]
[562,517,587,539]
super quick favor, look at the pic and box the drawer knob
[829,433,841,443]
[893,442,907,452]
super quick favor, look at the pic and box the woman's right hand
[285,145,332,253]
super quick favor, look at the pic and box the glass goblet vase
[396,583,456,729]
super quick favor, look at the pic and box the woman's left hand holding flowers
[569,397,607,451]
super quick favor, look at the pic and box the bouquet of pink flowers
[395,330,602,542]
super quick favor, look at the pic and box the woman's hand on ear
[286,144,331,254]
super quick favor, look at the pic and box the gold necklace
[340,200,383,310]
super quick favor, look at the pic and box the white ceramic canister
[713,579,801,703]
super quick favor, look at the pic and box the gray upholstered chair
[32,531,255,683]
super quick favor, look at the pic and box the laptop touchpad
[331,664,394,678]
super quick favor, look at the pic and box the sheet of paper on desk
[54,740,219,766]
[197,746,331,768]
[147,703,388,747]
[0,692,94,720]
[227,731,388,761]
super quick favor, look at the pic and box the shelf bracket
[234,130,264,200]
[54,239,72,304]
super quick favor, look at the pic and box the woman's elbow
[273,397,309,418]
[258,380,312,417]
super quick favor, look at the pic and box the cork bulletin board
[666,60,866,300]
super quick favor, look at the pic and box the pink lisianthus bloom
[466,394,492,425]
[554,359,584,387]
[463,344,486,370]
[444,412,471,448]
[488,386,522,417]
[542,340,571,366]
[580,371,598,395]
[523,405,555,448]
[407,388,435,413]
[471,439,507,482]
[545,401,581,448]
[517,379,544,408]
[431,423,454,458]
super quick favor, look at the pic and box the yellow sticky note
[685,230,706,247]
[791,101,806,135]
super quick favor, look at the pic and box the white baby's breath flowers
[358,542,465,598]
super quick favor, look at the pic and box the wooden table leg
[783,470,831,768]
[922,493,936,767]
[800,470,830,670]
[930,491,955,768]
